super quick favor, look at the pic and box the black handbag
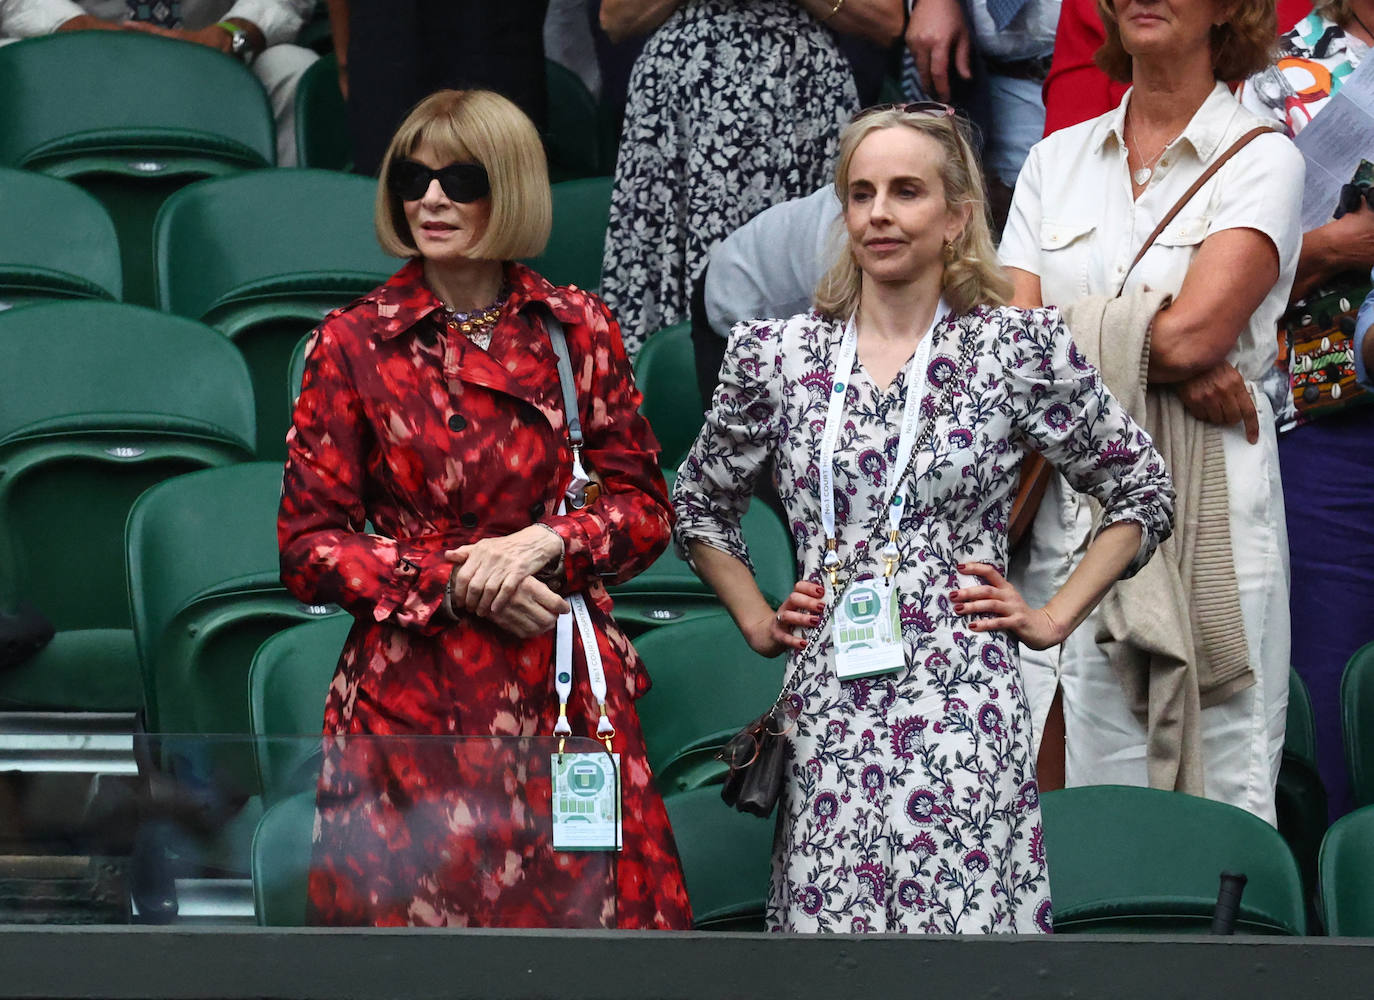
[718,701,795,817]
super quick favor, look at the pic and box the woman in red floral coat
[278,89,692,929]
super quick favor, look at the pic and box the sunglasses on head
[387,159,491,202]
[852,101,958,124]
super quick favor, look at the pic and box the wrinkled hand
[951,562,1064,650]
[744,580,824,658]
[1326,199,1374,270]
[481,576,569,639]
[445,525,563,617]
[905,0,972,102]
[1174,361,1259,444]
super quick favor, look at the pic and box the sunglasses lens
[436,163,491,203]
[388,159,432,201]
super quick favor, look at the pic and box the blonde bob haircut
[814,107,1012,321]
[1093,0,1276,83]
[374,89,552,261]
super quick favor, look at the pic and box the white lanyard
[552,451,613,753]
[818,301,949,584]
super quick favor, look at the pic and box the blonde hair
[815,108,1011,321]
[374,89,552,261]
[1093,0,1277,83]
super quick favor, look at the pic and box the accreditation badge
[551,752,622,852]
[833,578,904,680]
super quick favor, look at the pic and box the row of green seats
[0,33,614,307]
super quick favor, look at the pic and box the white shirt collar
[1092,80,1240,163]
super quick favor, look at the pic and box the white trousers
[1015,389,1289,825]
[252,43,318,167]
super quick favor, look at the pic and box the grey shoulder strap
[543,311,583,448]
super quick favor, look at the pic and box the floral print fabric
[673,307,1174,932]
[600,0,859,355]
[279,259,692,929]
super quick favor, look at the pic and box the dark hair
[1092,0,1277,83]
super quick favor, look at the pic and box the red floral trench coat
[278,259,692,929]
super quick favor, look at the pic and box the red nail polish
[953,603,965,612]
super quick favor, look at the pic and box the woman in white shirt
[999,0,1305,823]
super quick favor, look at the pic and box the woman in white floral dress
[672,106,1175,933]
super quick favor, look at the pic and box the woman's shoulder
[314,261,422,345]
[508,262,618,337]
[957,303,1066,338]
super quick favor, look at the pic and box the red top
[1042,0,1314,136]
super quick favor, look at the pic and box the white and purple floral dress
[673,305,1174,933]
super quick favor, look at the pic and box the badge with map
[551,752,622,851]
[832,578,904,680]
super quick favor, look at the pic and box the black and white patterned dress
[600,0,860,356]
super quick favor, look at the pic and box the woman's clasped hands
[444,525,568,638]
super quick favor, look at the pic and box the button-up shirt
[1002,80,1304,387]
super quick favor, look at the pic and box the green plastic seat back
[635,322,704,469]
[287,332,313,408]
[0,167,122,305]
[1040,784,1306,935]
[1275,750,1328,925]
[0,34,274,305]
[154,168,395,457]
[127,462,338,740]
[1318,804,1374,935]
[634,611,784,794]
[1342,641,1374,807]
[663,786,774,930]
[523,176,612,293]
[544,59,605,181]
[294,53,351,171]
[249,616,351,802]
[1286,667,1319,770]
[0,303,255,710]
[251,789,315,926]
[609,470,794,634]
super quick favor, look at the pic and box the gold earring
[942,240,956,264]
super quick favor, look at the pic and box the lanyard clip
[824,538,840,589]
[882,529,900,579]
[555,702,571,760]
[597,704,615,754]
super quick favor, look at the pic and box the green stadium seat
[608,470,795,635]
[0,33,275,306]
[0,168,121,306]
[249,616,351,804]
[1318,803,1374,936]
[545,59,607,181]
[1287,667,1319,770]
[251,789,315,926]
[523,176,612,293]
[663,786,774,931]
[1276,668,1327,924]
[126,462,342,743]
[0,302,254,712]
[634,321,704,468]
[154,169,395,458]
[634,611,785,794]
[294,53,351,171]
[1040,784,1306,935]
[1342,641,1374,807]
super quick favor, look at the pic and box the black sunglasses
[387,159,491,203]
[851,101,958,124]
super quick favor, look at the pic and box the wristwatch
[216,20,254,63]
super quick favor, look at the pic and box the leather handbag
[718,701,794,818]
[1007,125,1274,552]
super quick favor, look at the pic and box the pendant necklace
[1127,110,1179,187]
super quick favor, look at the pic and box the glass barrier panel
[0,734,619,929]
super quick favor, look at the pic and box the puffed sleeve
[671,317,785,569]
[540,296,674,590]
[1003,307,1175,577]
[278,319,452,634]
